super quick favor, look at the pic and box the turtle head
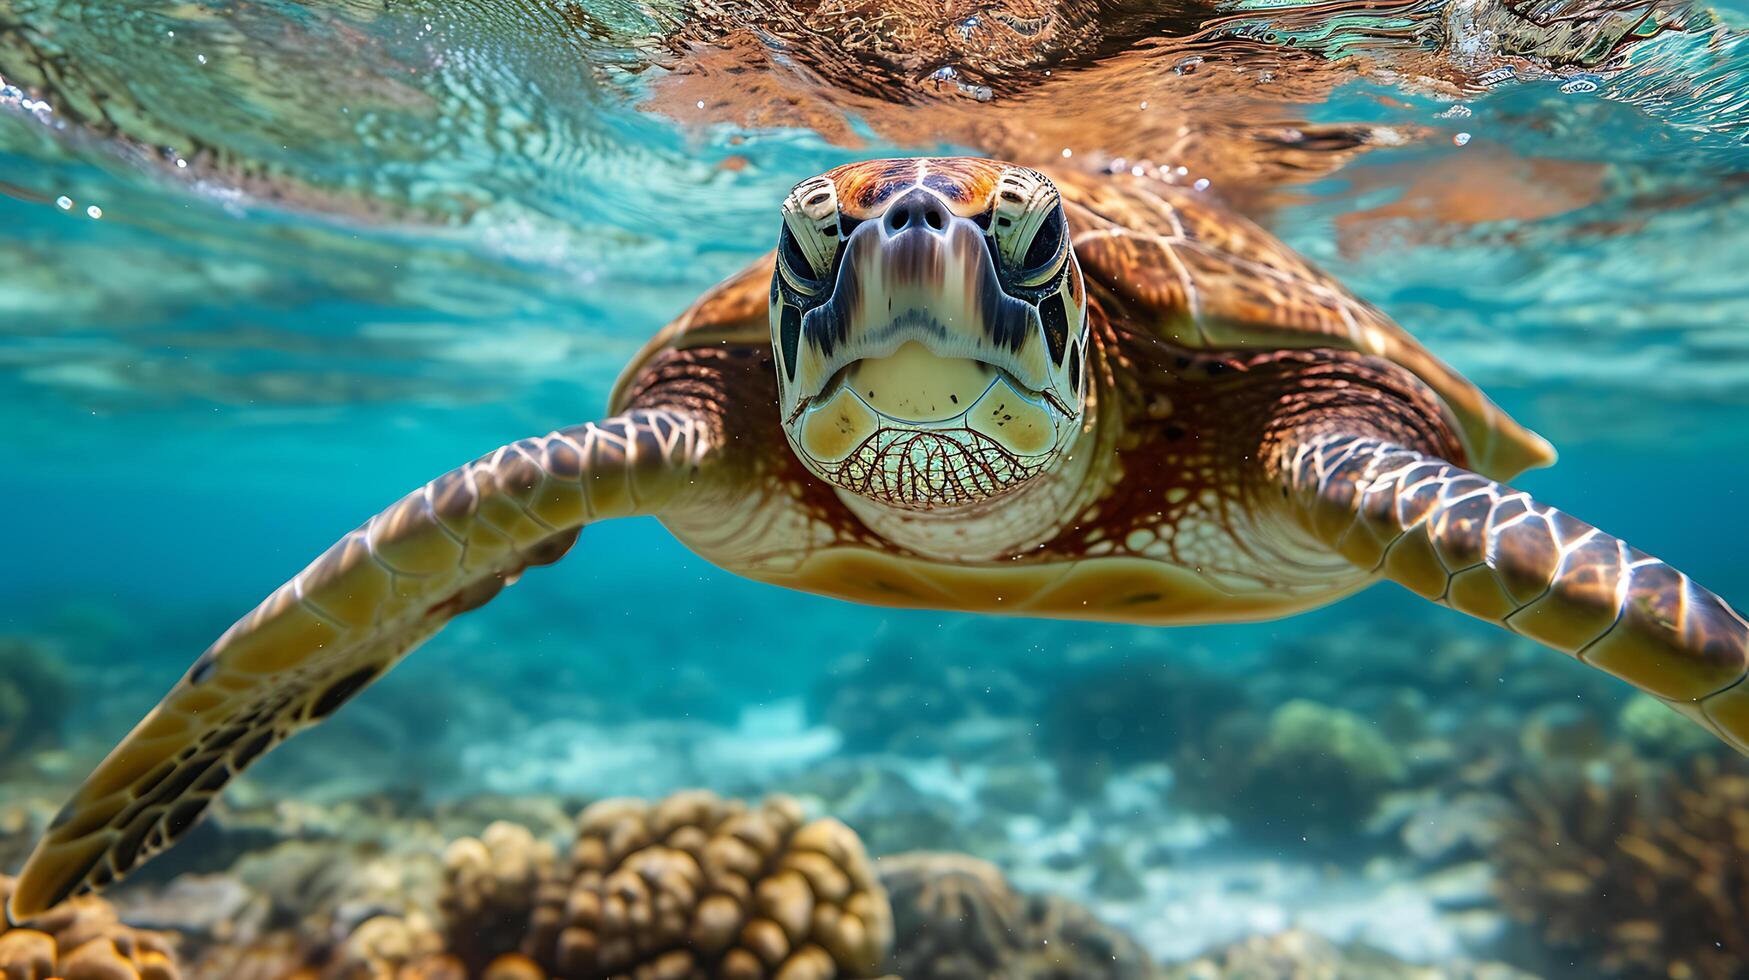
[769,157,1088,511]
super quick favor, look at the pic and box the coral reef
[878,852,1161,979]
[780,764,971,857]
[438,821,556,973]
[1178,699,1406,846]
[1493,754,1749,979]
[0,875,181,980]
[523,791,892,979]
[328,912,454,979]
[41,790,899,980]
[1160,929,1537,979]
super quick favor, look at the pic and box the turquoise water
[5,0,1749,975]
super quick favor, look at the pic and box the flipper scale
[9,410,713,921]
[1287,433,1749,753]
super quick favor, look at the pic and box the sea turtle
[10,156,1749,920]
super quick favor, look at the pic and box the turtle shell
[1051,167,1554,480]
[612,164,1554,481]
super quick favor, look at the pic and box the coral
[438,821,555,973]
[231,838,441,938]
[522,790,893,979]
[1493,754,1749,979]
[1178,699,1405,845]
[0,875,181,980]
[878,852,1161,979]
[0,638,71,764]
[328,913,458,980]
[1396,792,1513,864]
[1161,929,1536,979]
[179,933,309,980]
[148,832,446,979]
[128,790,894,980]
[782,763,969,857]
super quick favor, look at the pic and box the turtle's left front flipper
[8,409,716,922]
[1281,433,1749,752]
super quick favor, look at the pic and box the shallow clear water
[4,0,1749,976]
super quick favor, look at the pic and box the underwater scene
[5,0,1749,976]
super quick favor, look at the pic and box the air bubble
[55,195,71,210]
[1193,177,1211,191]
[86,205,102,219]
[1453,132,1472,146]
[1561,76,1601,94]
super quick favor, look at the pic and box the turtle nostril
[884,189,951,236]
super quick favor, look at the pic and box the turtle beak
[782,188,1054,414]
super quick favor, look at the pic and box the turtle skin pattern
[8,410,715,921]
[1288,434,1749,750]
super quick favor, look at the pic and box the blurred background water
[4,0,1749,976]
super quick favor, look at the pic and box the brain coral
[440,821,557,973]
[0,874,180,980]
[1494,754,1749,979]
[520,790,893,979]
[878,852,1161,979]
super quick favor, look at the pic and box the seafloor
[3,602,1745,979]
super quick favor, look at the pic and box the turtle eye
[778,175,843,295]
[1013,204,1067,285]
[988,167,1068,288]
[778,225,819,286]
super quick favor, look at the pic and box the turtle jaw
[788,342,1078,510]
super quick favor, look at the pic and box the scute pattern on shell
[523,791,893,980]
[1053,168,1552,481]
[0,875,181,980]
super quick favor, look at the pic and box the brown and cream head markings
[769,157,1087,510]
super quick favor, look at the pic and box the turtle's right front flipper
[1281,432,1749,752]
[8,409,716,922]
